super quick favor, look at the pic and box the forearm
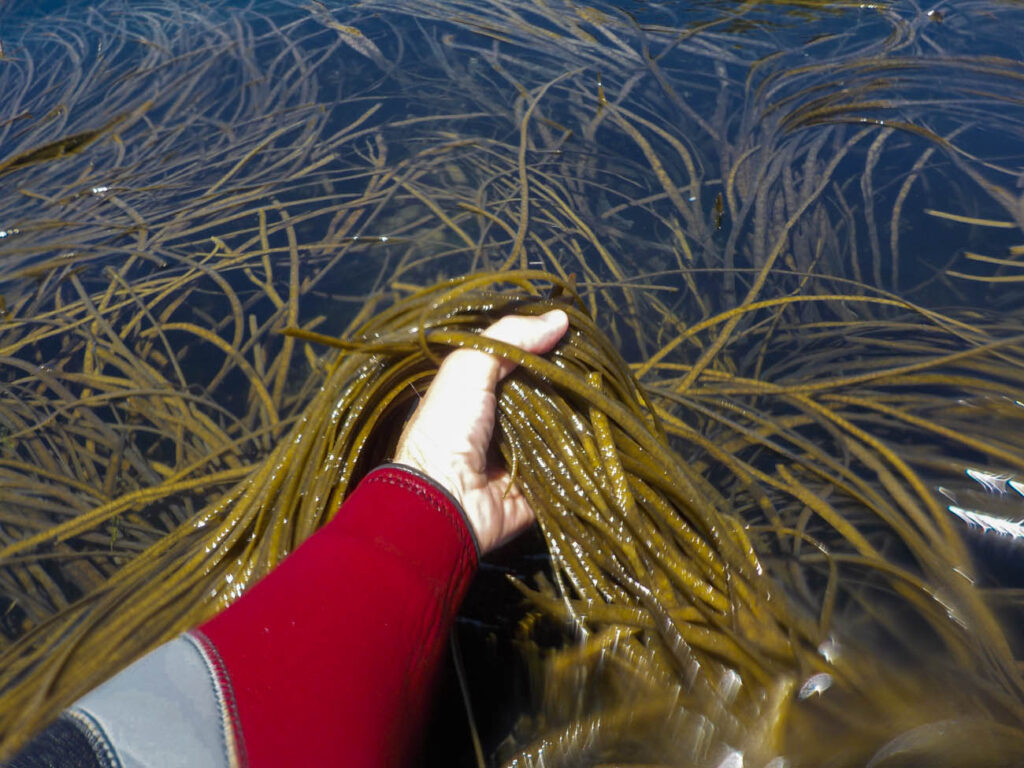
[200,463,479,767]
[12,465,479,768]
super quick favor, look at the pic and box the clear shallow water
[1,0,1024,765]
[2,0,1021,305]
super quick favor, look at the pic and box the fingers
[431,309,569,394]
[483,309,570,383]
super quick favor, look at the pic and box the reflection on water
[1,0,1024,764]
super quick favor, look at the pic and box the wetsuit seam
[188,629,249,768]
[63,708,121,768]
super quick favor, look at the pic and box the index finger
[430,310,569,393]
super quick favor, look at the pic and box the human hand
[393,310,569,555]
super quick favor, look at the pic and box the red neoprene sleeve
[198,465,479,768]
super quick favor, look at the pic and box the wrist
[376,462,482,559]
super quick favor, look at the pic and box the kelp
[3,268,1024,766]
[0,0,1024,765]
[493,278,1024,766]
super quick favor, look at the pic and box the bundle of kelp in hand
[2,271,1024,767]
[420,274,1024,768]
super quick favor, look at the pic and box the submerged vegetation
[1,0,1024,764]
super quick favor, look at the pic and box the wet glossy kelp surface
[1,0,1024,765]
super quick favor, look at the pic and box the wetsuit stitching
[64,708,122,768]
[365,470,476,562]
[373,463,482,558]
[189,630,250,768]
